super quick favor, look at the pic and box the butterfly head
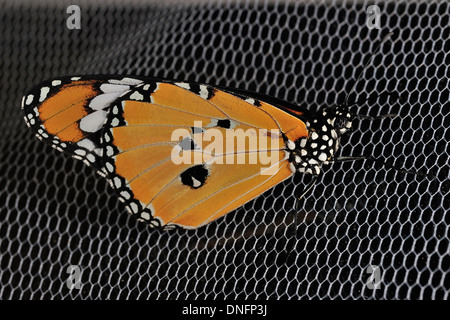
[287,105,353,175]
[324,105,353,135]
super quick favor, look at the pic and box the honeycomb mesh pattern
[0,0,449,299]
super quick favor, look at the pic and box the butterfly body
[23,75,350,229]
[284,105,352,175]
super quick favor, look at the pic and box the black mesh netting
[0,0,449,299]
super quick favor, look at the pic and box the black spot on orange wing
[180,165,209,189]
[216,119,232,129]
[179,136,200,151]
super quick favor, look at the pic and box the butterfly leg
[333,156,433,178]
[280,175,319,265]
[354,113,398,121]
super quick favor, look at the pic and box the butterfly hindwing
[24,76,310,229]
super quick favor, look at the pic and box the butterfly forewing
[22,76,144,173]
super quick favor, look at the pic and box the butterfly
[23,35,402,230]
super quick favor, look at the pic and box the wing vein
[123,148,285,184]
[169,85,276,130]
[166,160,289,226]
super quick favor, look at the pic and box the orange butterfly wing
[22,76,144,173]
[23,77,309,229]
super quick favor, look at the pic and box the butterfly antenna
[344,32,394,107]
[347,89,399,109]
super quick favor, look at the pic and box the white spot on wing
[289,162,296,173]
[111,118,120,127]
[89,92,123,110]
[199,85,209,99]
[228,120,237,129]
[206,119,218,128]
[129,91,144,101]
[120,191,131,200]
[52,80,61,86]
[113,177,122,188]
[175,82,190,90]
[39,87,50,102]
[77,138,96,151]
[318,153,327,162]
[192,177,201,188]
[108,78,143,85]
[105,162,115,173]
[25,94,34,105]
[86,154,96,163]
[286,140,295,150]
[74,149,86,156]
[129,202,139,214]
[106,146,115,157]
[141,211,150,220]
[79,110,108,133]
[299,139,307,148]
